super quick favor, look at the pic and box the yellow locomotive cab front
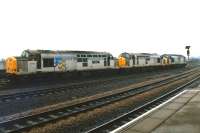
[162,57,169,65]
[5,57,17,74]
[118,56,127,68]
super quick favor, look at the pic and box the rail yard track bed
[0,68,200,133]
[0,70,172,96]
[0,72,181,122]
[0,66,194,91]
[0,67,192,93]
[0,67,195,117]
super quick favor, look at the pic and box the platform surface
[114,87,200,133]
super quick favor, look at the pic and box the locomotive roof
[23,49,112,55]
[121,52,159,56]
[161,54,185,57]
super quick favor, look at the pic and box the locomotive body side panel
[28,61,37,73]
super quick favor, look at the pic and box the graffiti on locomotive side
[54,56,66,71]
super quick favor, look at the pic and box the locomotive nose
[118,56,126,68]
[5,57,17,74]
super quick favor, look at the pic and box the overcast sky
[0,0,199,59]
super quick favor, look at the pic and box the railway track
[86,76,200,133]
[0,79,9,87]
[0,68,188,103]
[0,73,10,88]
[0,68,199,133]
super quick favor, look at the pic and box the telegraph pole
[185,46,191,61]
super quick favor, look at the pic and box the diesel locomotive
[5,49,187,75]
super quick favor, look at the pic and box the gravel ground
[26,72,200,133]
[0,67,194,117]
[0,67,193,92]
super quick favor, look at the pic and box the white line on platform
[111,89,199,133]
[186,89,200,92]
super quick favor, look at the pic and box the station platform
[112,87,200,133]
